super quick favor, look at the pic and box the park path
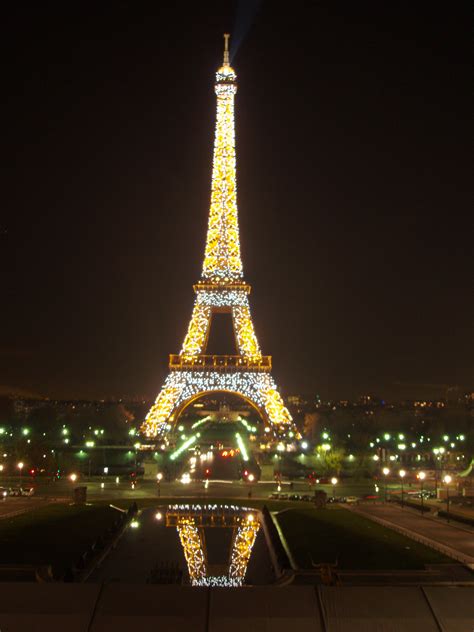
[348,503,474,567]
[0,497,65,520]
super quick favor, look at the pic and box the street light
[17,462,24,484]
[399,469,406,508]
[248,473,255,498]
[156,472,163,497]
[331,476,338,500]
[382,467,390,502]
[69,473,77,483]
[443,474,452,523]
[418,471,426,516]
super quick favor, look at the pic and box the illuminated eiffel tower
[142,35,299,442]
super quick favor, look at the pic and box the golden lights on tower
[141,35,299,442]
[166,504,260,587]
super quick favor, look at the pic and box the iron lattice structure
[168,504,259,587]
[142,35,299,441]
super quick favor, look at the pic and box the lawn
[0,499,454,577]
[0,503,123,577]
[274,506,453,570]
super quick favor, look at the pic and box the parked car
[8,487,34,497]
[345,496,359,504]
[279,493,289,500]
[268,492,280,499]
[288,494,301,501]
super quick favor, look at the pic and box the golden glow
[169,504,259,586]
[233,304,261,359]
[176,518,207,583]
[141,38,298,442]
[202,62,242,282]
[262,387,293,427]
[229,516,260,583]
[143,385,181,438]
[181,303,211,357]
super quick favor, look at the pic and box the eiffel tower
[142,35,299,443]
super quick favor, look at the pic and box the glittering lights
[235,432,249,461]
[169,503,259,587]
[143,371,295,439]
[141,35,297,442]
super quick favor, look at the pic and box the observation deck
[169,354,272,372]
[193,281,251,294]
[166,505,257,528]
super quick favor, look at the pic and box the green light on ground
[235,432,249,461]
[191,416,211,429]
[170,435,197,461]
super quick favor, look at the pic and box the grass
[0,498,456,577]
[0,503,123,577]
[102,497,455,570]
[275,506,453,570]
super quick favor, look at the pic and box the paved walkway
[349,503,474,566]
[0,497,62,520]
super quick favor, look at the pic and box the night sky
[1,2,471,401]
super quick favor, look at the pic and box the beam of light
[191,416,211,429]
[230,0,264,62]
[170,435,197,461]
[235,432,249,461]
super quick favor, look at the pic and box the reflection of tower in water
[163,504,260,587]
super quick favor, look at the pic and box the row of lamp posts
[382,467,453,520]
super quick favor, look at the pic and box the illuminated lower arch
[171,389,267,429]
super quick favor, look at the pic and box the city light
[382,467,390,476]
[130,520,140,529]
[399,469,406,478]
[443,474,452,485]
[155,512,163,521]
[418,471,426,481]
[69,473,77,482]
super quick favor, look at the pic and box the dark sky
[1,2,472,401]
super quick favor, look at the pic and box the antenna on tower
[223,33,230,65]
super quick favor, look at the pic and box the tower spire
[223,32,230,65]
[201,34,241,283]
